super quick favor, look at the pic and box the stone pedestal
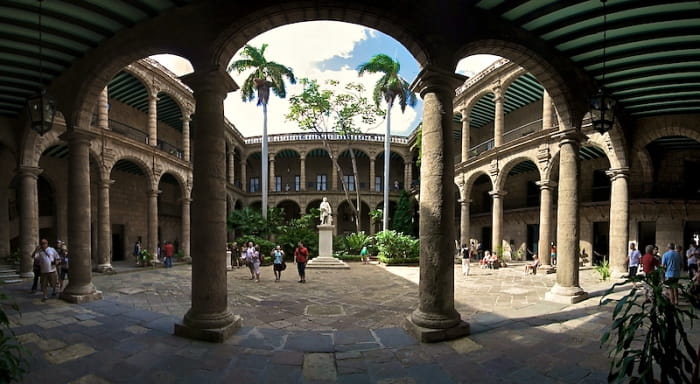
[307,224,348,269]
[544,283,588,304]
[226,251,232,271]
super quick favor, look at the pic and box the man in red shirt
[294,242,309,283]
[641,244,660,275]
[163,241,175,268]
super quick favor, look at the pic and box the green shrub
[334,254,363,262]
[343,232,371,254]
[595,260,611,281]
[374,230,418,259]
[0,291,30,382]
[378,255,419,265]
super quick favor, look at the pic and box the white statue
[319,197,332,225]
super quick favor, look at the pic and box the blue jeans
[165,257,172,268]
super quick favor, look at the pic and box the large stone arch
[157,170,188,199]
[107,154,154,188]
[462,169,494,201]
[586,127,627,170]
[494,151,543,192]
[20,124,66,168]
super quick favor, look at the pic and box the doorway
[526,224,539,260]
[112,225,125,261]
[638,221,656,251]
[593,221,610,265]
[683,221,700,249]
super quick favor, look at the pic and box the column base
[61,290,103,304]
[95,264,114,273]
[404,315,470,343]
[174,314,241,343]
[544,283,588,304]
[19,271,34,278]
[538,265,557,274]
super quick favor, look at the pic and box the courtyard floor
[4,259,698,383]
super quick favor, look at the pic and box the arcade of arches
[1,1,699,343]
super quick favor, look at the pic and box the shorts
[40,271,57,291]
[664,277,679,286]
[273,263,285,271]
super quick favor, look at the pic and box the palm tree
[228,43,296,218]
[357,54,417,231]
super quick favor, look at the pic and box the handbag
[280,261,287,271]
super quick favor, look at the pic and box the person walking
[34,239,59,302]
[662,243,683,305]
[230,242,240,268]
[360,246,369,265]
[245,242,256,280]
[460,243,470,276]
[628,242,641,278]
[253,245,262,282]
[163,241,174,268]
[294,242,309,283]
[272,245,285,282]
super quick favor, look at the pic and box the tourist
[461,243,470,276]
[272,245,285,282]
[58,250,69,290]
[30,252,41,293]
[662,243,683,305]
[628,242,641,278]
[525,255,539,274]
[163,241,174,268]
[360,245,369,265]
[641,245,660,275]
[246,242,256,280]
[240,244,248,270]
[34,239,59,302]
[550,242,557,266]
[688,248,699,280]
[294,241,309,283]
[253,245,262,282]
[133,240,142,265]
[230,242,240,268]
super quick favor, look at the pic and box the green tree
[227,206,284,238]
[287,78,384,232]
[227,44,296,218]
[392,190,413,236]
[357,54,417,231]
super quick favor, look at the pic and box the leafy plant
[276,209,319,258]
[596,260,611,281]
[374,230,418,259]
[369,209,383,225]
[227,207,285,239]
[0,291,29,382]
[392,190,414,236]
[378,255,420,265]
[601,270,698,383]
[344,232,372,254]
[138,249,154,265]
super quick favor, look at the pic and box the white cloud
[150,54,193,76]
[456,54,501,77]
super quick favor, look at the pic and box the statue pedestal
[226,251,232,271]
[307,224,349,269]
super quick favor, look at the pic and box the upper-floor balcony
[244,132,409,145]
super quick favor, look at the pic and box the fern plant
[595,260,611,281]
[0,291,29,382]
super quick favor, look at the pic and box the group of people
[228,241,310,283]
[628,242,693,306]
[132,239,176,267]
[31,239,68,302]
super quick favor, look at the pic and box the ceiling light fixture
[589,0,616,134]
[27,0,56,136]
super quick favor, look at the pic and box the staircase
[0,264,23,284]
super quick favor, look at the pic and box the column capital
[181,67,239,95]
[147,189,162,198]
[16,166,42,178]
[491,84,503,101]
[99,179,115,188]
[606,167,630,181]
[552,129,586,147]
[536,180,557,190]
[460,114,470,124]
[460,199,472,206]
[60,129,97,144]
[410,65,467,98]
[488,190,507,198]
[180,197,193,204]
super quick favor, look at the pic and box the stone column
[460,200,471,247]
[61,130,102,303]
[176,68,240,342]
[493,86,504,147]
[228,149,235,185]
[181,197,191,258]
[607,168,630,277]
[147,189,159,256]
[490,190,505,256]
[406,161,413,190]
[404,162,411,190]
[300,155,306,191]
[541,90,553,131]
[461,111,470,162]
[545,130,587,304]
[269,155,276,192]
[182,114,191,162]
[96,179,114,272]
[331,161,338,191]
[55,187,68,244]
[405,66,469,342]
[98,87,109,130]
[537,180,556,268]
[148,92,158,146]
[0,186,9,258]
[18,166,41,277]
[240,157,247,191]
[369,158,376,192]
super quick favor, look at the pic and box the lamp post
[589,0,615,134]
[27,0,56,136]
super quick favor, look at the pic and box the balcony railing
[109,119,184,159]
[466,118,542,159]
[244,132,409,145]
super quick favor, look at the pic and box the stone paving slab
[3,260,700,383]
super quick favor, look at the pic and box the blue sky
[153,21,498,137]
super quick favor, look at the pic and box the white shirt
[628,249,641,267]
[35,247,58,274]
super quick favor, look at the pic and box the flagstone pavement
[3,259,699,383]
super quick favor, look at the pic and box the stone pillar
[240,158,247,191]
[269,156,276,192]
[181,197,191,258]
[148,92,158,146]
[405,66,469,342]
[55,187,68,244]
[227,148,235,185]
[607,168,630,277]
[147,189,159,256]
[0,186,9,258]
[461,111,470,162]
[18,166,41,277]
[176,68,240,342]
[369,158,376,192]
[490,190,505,256]
[541,90,553,131]
[61,130,102,303]
[96,179,114,272]
[460,200,470,247]
[331,162,338,191]
[537,180,556,268]
[545,130,587,304]
[404,162,411,190]
[182,115,191,162]
[300,155,306,191]
[98,87,109,130]
[493,86,504,147]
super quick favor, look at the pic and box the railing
[244,132,409,145]
[157,140,184,160]
[469,139,494,157]
[456,57,511,95]
[109,119,148,144]
[502,119,542,143]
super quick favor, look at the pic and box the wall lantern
[27,0,56,136]
[589,0,616,134]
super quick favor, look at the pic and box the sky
[152,21,499,138]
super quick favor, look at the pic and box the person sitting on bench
[525,255,540,275]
